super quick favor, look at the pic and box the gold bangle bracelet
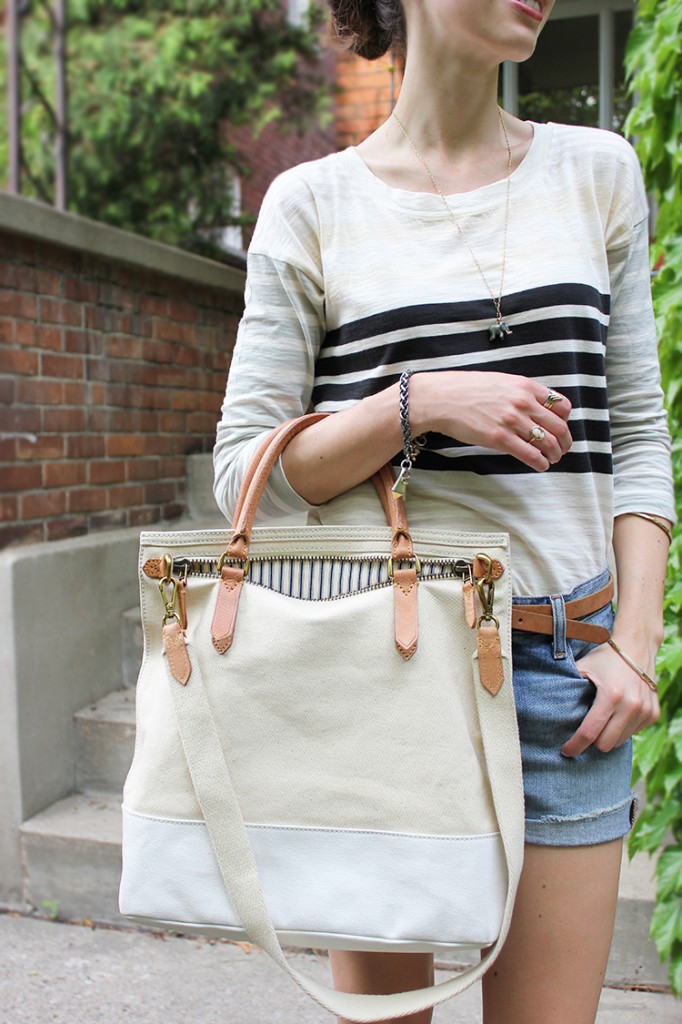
[628,512,673,545]
[607,638,658,692]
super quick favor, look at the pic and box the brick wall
[0,227,244,549]
[335,48,403,150]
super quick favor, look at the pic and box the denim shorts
[512,567,636,847]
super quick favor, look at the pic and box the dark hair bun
[328,1,405,61]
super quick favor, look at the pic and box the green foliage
[2,0,330,258]
[625,0,682,997]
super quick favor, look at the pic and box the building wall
[0,204,245,550]
[335,48,401,150]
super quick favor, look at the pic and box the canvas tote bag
[119,414,525,1022]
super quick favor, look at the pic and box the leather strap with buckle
[511,576,614,645]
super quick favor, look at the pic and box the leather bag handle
[225,415,415,565]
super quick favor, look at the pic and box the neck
[394,73,502,158]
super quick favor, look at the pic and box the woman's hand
[560,640,660,757]
[409,370,573,471]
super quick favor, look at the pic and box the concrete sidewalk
[0,912,677,1024]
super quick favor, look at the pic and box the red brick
[16,434,65,460]
[0,496,18,523]
[139,295,169,317]
[68,488,108,513]
[21,490,68,519]
[0,291,38,319]
[144,481,175,504]
[153,319,184,343]
[90,509,129,531]
[63,382,88,405]
[186,411,219,434]
[0,406,41,434]
[130,507,160,527]
[142,435,176,456]
[106,434,145,457]
[97,281,137,310]
[65,329,100,354]
[40,298,82,326]
[137,411,159,432]
[63,277,98,303]
[42,407,87,432]
[159,457,185,479]
[169,300,197,323]
[171,391,199,412]
[107,484,144,509]
[127,458,161,482]
[0,464,42,492]
[16,322,63,351]
[67,435,105,459]
[41,353,85,379]
[162,502,184,520]
[44,462,88,488]
[36,270,61,296]
[46,515,88,541]
[0,348,38,375]
[158,411,179,433]
[0,523,45,549]
[0,439,16,464]
[0,318,15,343]
[89,460,126,485]
[141,340,172,365]
[0,378,14,405]
[15,379,64,405]
[106,335,143,360]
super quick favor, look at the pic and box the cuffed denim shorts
[512,567,637,847]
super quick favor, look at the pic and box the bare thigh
[482,839,623,1024]
[328,949,434,1024]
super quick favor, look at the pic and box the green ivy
[0,0,331,259]
[625,0,682,997]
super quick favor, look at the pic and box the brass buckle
[474,552,499,628]
[217,552,250,577]
[387,554,422,579]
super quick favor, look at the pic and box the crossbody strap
[167,641,524,1023]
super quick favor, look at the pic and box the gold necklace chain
[392,107,513,342]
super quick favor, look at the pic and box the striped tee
[214,122,675,595]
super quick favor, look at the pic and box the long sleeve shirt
[214,122,675,595]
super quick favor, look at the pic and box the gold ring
[543,390,563,410]
[529,425,546,442]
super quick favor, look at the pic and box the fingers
[560,655,660,758]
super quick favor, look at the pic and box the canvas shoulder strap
[167,642,524,1023]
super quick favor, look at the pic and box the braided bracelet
[607,638,658,693]
[391,370,426,500]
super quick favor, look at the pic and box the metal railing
[6,0,68,210]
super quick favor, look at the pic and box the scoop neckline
[345,121,551,217]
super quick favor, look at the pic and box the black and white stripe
[313,284,612,476]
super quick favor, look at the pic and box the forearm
[611,513,670,659]
[281,382,404,505]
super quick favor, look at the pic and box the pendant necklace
[392,107,514,343]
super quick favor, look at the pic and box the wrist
[406,371,433,436]
[610,620,663,663]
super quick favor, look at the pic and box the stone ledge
[0,191,246,292]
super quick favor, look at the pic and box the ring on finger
[543,389,564,410]
[529,424,546,443]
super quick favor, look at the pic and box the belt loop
[549,594,567,660]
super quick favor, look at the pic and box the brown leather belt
[511,576,614,645]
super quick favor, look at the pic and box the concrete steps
[16,450,670,984]
[74,688,137,794]
[20,793,122,923]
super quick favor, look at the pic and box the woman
[214,2,675,1022]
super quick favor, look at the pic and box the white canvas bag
[120,415,525,1022]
